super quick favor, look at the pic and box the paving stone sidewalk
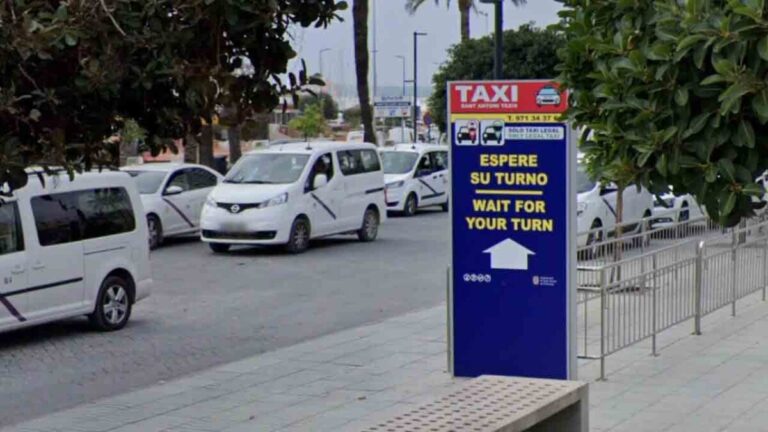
[6,291,768,432]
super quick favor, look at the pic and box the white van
[200,141,387,253]
[380,144,449,216]
[576,161,654,247]
[0,171,151,334]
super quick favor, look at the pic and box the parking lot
[0,211,449,427]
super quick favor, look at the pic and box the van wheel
[581,220,604,260]
[358,208,379,242]
[89,276,132,332]
[147,215,163,250]
[441,199,449,212]
[209,243,230,253]
[285,218,310,254]
[403,194,418,217]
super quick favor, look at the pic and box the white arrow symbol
[483,238,535,271]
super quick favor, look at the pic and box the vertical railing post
[651,252,658,356]
[694,241,704,336]
[763,235,767,302]
[599,266,607,381]
[731,230,737,317]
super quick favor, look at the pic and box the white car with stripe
[200,141,387,254]
[122,163,223,249]
[380,144,450,216]
[576,161,654,248]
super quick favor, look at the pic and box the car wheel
[147,215,163,250]
[88,275,132,332]
[357,208,379,242]
[403,193,418,217]
[285,217,311,254]
[209,243,230,253]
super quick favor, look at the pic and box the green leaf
[700,74,726,86]
[64,34,77,47]
[751,88,768,124]
[683,112,711,138]
[675,88,689,106]
[713,58,736,76]
[721,192,737,216]
[736,120,756,148]
[718,159,736,181]
[656,153,668,177]
[743,183,766,196]
[759,36,768,61]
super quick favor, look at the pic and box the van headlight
[205,196,217,208]
[386,180,405,189]
[260,192,288,208]
[577,202,587,216]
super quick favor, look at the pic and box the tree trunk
[228,125,242,165]
[184,135,197,163]
[353,0,376,144]
[459,0,471,42]
[611,186,625,282]
[198,124,214,168]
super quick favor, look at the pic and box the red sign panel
[449,80,568,114]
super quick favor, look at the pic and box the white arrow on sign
[483,238,535,271]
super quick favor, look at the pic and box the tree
[406,0,527,42]
[344,105,362,128]
[430,24,562,132]
[289,102,327,139]
[298,93,339,120]
[0,0,347,191]
[557,0,768,226]
[353,0,376,144]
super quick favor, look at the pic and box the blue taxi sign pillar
[447,80,576,379]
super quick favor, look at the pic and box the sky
[289,0,563,99]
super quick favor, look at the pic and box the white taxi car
[122,163,223,249]
[380,144,449,216]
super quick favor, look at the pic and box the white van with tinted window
[0,171,151,334]
[380,144,450,216]
[200,142,387,253]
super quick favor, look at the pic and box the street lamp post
[479,0,503,79]
[413,31,427,140]
[318,48,331,79]
[395,55,406,97]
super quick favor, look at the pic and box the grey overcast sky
[290,0,562,93]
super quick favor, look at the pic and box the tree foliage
[429,24,562,132]
[289,101,327,139]
[298,92,339,119]
[405,0,527,42]
[557,0,768,226]
[0,0,346,191]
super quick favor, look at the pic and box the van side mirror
[164,185,184,196]
[600,185,617,196]
[313,174,328,190]
[416,168,431,178]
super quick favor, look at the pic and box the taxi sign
[448,80,576,379]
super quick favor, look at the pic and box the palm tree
[406,0,527,42]
[353,0,376,144]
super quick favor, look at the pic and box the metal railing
[576,215,768,380]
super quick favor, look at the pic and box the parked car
[380,144,449,216]
[200,141,386,254]
[576,160,654,249]
[0,170,151,334]
[122,163,223,249]
[536,86,562,106]
[652,190,705,229]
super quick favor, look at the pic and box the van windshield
[225,153,310,184]
[381,152,419,174]
[125,171,167,194]
[576,164,596,194]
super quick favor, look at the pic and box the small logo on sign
[230,204,241,214]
